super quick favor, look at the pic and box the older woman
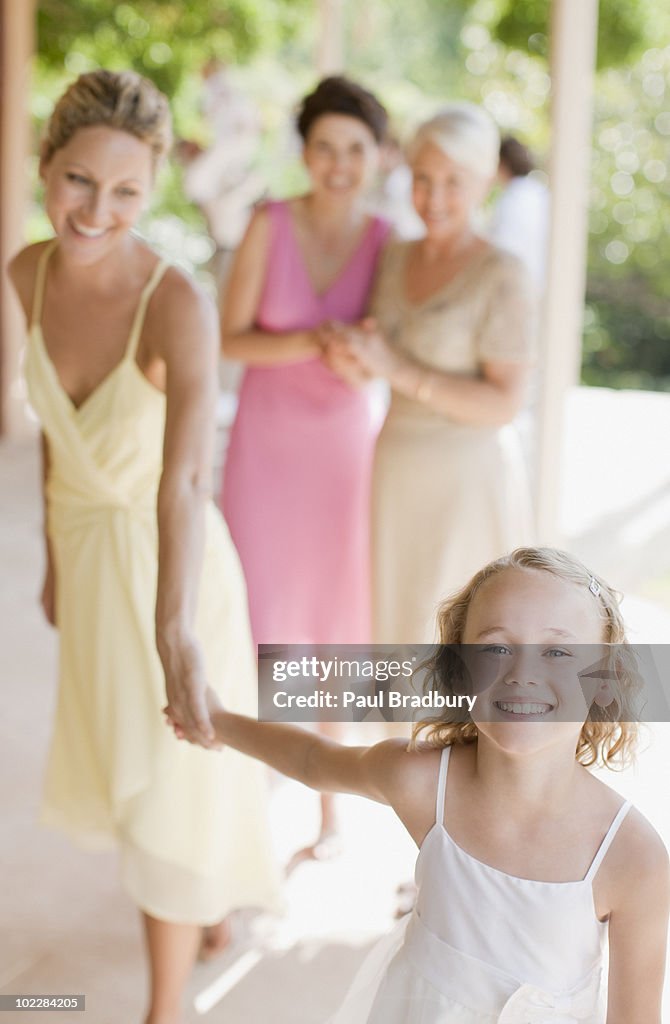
[9,71,278,1024]
[329,104,536,643]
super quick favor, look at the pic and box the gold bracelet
[415,371,434,403]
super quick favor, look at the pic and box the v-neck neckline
[284,201,377,301]
[33,324,163,417]
[33,242,165,414]
[400,239,494,310]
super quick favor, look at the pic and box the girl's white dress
[331,747,630,1023]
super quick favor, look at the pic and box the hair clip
[588,576,601,597]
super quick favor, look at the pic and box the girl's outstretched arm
[210,701,414,806]
[605,814,669,1022]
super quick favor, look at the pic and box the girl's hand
[164,686,224,745]
[40,559,57,627]
[159,634,221,749]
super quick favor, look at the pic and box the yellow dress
[24,240,280,924]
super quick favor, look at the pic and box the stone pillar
[316,0,345,76]
[535,0,599,539]
[0,0,35,436]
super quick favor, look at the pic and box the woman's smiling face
[302,113,379,203]
[40,125,153,264]
[461,568,610,754]
[410,140,488,243]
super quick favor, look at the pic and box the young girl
[175,547,669,1022]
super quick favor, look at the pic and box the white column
[535,0,599,540]
[315,0,345,76]
[1,0,35,436]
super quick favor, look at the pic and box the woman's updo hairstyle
[42,69,173,169]
[297,76,388,144]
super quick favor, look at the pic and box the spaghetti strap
[30,239,59,328]
[434,747,451,825]
[125,259,169,362]
[584,800,632,882]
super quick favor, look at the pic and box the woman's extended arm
[221,206,322,364]
[153,271,222,746]
[8,246,57,625]
[605,818,669,1022]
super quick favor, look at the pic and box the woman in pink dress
[221,77,389,648]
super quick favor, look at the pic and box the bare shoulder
[612,806,669,879]
[601,802,670,915]
[149,264,217,358]
[7,240,54,318]
[239,201,272,250]
[363,739,441,840]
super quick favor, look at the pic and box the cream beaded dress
[371,242,536,644]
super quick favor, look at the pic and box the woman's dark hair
[297,76,387,143]
[499,135,535,177]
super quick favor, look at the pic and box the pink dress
[221,200,389,645]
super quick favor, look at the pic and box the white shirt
[488,174,550,290]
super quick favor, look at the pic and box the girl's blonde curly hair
[411,547,640,769]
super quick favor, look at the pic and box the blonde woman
[9,70,278,1024]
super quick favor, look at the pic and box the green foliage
[484,0,647,68]
[583,45,670,389]
[582,297,670,390]
[345,0,467,101]
[37,0,313,96]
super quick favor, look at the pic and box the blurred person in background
[487,134,549,293]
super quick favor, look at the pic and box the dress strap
[125,259,169,362]
[30,238,59,328]
[584,800,632,882]
[434,746,451,825]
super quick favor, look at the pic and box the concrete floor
[2,385,670,1023]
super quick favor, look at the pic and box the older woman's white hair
[407,103,500,179]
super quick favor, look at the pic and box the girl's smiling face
[461,568,611,753]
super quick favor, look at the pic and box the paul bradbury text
[272,690,477,712]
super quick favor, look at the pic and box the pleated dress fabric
[25,240,280,924]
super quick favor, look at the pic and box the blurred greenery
[37,0,313,98]
[31,0,670,390]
